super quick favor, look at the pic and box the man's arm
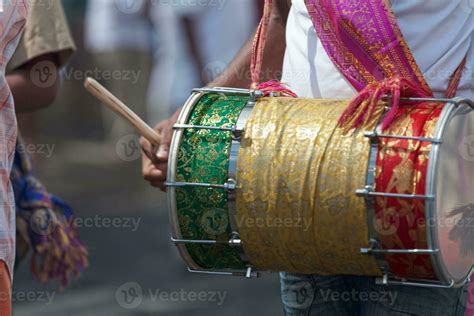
[208,0,290,88]
[142,0,291,189]
[7,54,60,113]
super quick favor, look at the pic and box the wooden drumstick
[84,77,162,146]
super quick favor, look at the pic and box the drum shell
[168,90,474,287]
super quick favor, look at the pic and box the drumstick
[84,77,162,146]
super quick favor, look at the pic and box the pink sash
[303,0,465,130]
[304,0,431,93]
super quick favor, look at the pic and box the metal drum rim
[167,92,204,271]
[426,99,474,287]
[227,102,254,265]
[167,87,258,274]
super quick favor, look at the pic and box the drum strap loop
[250,0,297,97]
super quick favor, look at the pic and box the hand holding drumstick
[84,78,175,190]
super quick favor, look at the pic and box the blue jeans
[280,273,469,315]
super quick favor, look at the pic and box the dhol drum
[167,87,474,288]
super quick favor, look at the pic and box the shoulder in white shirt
[282,0,473,99]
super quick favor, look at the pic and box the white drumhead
[431,100,474,284]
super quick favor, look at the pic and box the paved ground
[12,140,282,316]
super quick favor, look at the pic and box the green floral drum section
[175,93,249,270]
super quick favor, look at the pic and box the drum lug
[250,90,264,101]
[229,232,242,248]
[356,186,375,200]
[245,266,259,278]
[231,126,244,140]
[226,179,237,190]
[378,273,389,285]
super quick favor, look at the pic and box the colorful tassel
[337,76,432,132]
[257,80,298,98]
[13,135,88,289]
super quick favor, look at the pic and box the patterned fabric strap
[250,0,297,97]
[302,0,466,131]
[250,0,273,89]
[304,0,431,94]
[445,55,467,99]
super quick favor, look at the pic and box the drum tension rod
[173,124,244,139]
[356,185,435,200]
[361,238,439,255]
[363,131,442,144]
[187,266,260,278]
[166,179,237,191]
[376,275,455,289]
[171,235,242,247]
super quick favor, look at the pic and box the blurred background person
[85,0,154,141]
[12,1,282,315]
[7,0,88,289]
[147,0,258,123]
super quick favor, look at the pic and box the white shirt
[282,0,473,99]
